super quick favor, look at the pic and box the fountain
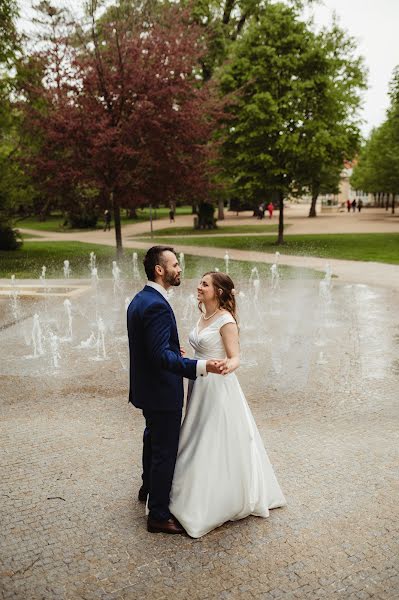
[77,333,96,349]
[29,314,44,358]
[270,263,280,315]
[39,265,46,286]
[316,350,328,365]
[91,266,99,320]
[63,260,71,279]
[314,263,334,355]
[224,252,230,275]
[319,264,332,307]
[182,293,197,322]
[91,318,107,361]
[132,252,140,281]
[89,252,96,271]
[112,261,122,296]
[270,263,280,291]
[63,299,73,341]
[249,267,260,301]
[1,251,356,393]
[49,331,61,368]
[179,252,185,277]
[9,275,20,321]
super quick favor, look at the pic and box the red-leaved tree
[19,4,223,253]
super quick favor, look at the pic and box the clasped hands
[206,358,234,376]
[180,347,235,376]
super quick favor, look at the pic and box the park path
[18,204,399,290]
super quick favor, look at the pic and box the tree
[351,66,399,213]
[0,0,24,249]
[299,22,365,217]
[19,3,222,254]
[351,130,382,198]
[219,2,357,243]
[0,0,18,67]
[184,0,317,81]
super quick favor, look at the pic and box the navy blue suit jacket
[127,285,198,412]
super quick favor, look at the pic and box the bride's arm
[220,322,240,375]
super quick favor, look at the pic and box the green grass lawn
[132,223,281,237]
[147,233,399,265]
[0,241,320,280]
[14,206,193,232]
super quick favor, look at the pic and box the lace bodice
[189,312,236,360]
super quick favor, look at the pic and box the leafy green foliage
[352,65,399,200]
[0,223,22,249]
[217,3,366,232]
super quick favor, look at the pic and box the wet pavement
[0,279,398,599]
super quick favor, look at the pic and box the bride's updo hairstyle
[202,271,238,323]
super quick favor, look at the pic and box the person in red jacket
[267,202,274,219]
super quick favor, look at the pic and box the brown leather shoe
[138,486,148,502]
[147,516,185,534]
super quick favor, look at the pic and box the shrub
[66,210,98,228]
[0,224,23,250]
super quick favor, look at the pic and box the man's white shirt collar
[146,281,170,304]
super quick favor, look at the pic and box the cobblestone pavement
[1,283,399,600]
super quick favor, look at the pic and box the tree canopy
[18,3,223,253]
[352,65,399,212]
[218,2,365,242]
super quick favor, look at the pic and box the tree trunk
[385,194,389,211]
[218,198,225,220]
[128,207,137,218]
[277,191,284,244]
[308,189,319,217]
[111,191,123,258]
[392,194,396,214]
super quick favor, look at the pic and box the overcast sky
[307,0,399,136]
[18,0,399,137]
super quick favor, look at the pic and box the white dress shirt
[146,281,207,377]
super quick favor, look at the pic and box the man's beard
[164,270,181,287]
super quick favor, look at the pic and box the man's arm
[142,303,223,377]
[142,303,197,378]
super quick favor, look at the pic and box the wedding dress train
[169,312,286,538]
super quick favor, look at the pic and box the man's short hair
[143,246,176,281]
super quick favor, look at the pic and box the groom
[127,246,224,534]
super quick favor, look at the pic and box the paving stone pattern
[1,285,398,600]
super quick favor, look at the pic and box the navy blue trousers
[142,409,182,522]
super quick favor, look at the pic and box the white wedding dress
[169,312,286,538]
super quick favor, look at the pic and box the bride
[169,271,286,538]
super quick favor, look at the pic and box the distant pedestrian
[351,199,357,213]
[267,202,274,219]
[346,200,351,213]
[169,209,175,223]
[104,209,112,231]
[357,199,363,213]
[257,204,265,220]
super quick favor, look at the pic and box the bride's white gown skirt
[170,370,287,538]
